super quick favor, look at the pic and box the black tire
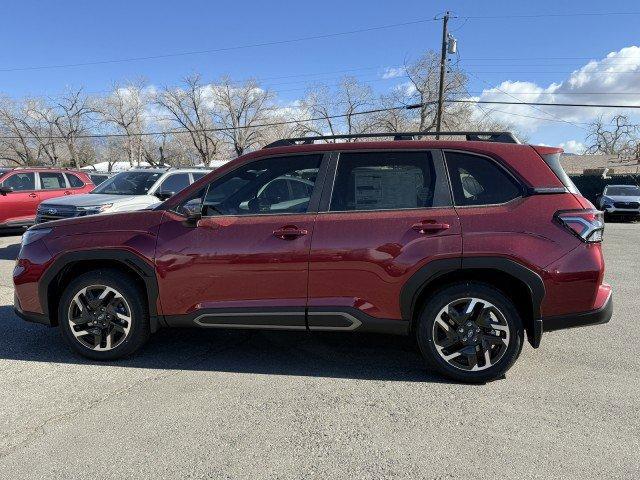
[416,282,524,383]
[58,269,150,360]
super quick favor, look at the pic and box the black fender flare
[39,249,160,330]
[400,256,545,346]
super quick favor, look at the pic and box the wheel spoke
[447,306,465,326]
[483,348,492,368]
[111,323,126,334]
[460,345,478,369]
[72,326,91,338]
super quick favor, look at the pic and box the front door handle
[64,191,72,195]
[273,226,308,240]
[412,221,450,233]
[28,193,37,198]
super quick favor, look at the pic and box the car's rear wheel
[416,282,523,383]
[59,269,150,360]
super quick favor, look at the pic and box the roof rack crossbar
[263,131,519,149]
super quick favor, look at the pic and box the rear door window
[444,151,523,206]
[329,151,451,211]
[159,173,190,194]
[39,172,67,190]
[2,172,36,191]
[65,173,85,188]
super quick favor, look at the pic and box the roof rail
[263,131,520,149]
[12,166,81,171]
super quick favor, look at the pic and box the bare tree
[298,76,376,140]
[210,77,275,156]
[401,51,467,132]
[97,81,150,169]
[0,97,40,165]
[155,75,219,166]
[585,114,639,159]
[50,88,94,168]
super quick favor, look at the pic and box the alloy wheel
[432,297,510,371]
[67,285,132,351]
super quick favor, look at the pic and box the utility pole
[435,11,450,139]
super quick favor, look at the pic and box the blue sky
[2,0,640,150]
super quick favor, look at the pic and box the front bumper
[602,206,640,215]
[542,290,613,332]
[14,293,51,326]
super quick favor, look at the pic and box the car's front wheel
[416,282,524,383]
[59,269,150,360]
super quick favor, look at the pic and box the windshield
[91,171,163,195]
[605,186,640,196]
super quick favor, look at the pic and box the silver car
[597,184,640,217]
[36,168,210,223]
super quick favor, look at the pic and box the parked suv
[0,168,94,229]
[13,132,612,382]
[597,184,640,218]
[35,168,209,223]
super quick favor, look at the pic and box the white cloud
[475,46,640,131]
[559,140,585,154]
[382,66,406,79]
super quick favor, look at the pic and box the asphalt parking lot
[0,225,638,479]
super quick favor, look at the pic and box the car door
[64,172,90,195]
[37,171,72,202]
[155,153,327,328]
[307,150,462,329]
[0,172,39,225]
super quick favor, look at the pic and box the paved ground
[0,224,638,479]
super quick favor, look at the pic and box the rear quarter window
[445,151,523,206]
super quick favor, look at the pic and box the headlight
[77,203,113,214]
[21,228,52,246]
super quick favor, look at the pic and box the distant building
[560,154,640,175]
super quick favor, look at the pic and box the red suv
[13,132,612,382]
[0,168,94,229]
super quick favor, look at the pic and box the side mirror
[156,190,175,201]
[182,212,202,227]
[0,186,13,196]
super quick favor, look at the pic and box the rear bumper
[542,289,613,332]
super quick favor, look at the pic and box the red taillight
[555,209,604,243]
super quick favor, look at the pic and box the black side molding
[38,249,160,329]
[400,256,546,347]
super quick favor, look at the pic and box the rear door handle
[28,193,37,198]
[412,221,450,233]
[273,226,308,240]
[64,191,72,195]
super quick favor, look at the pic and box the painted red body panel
[0,169,93,226]
[308,208,461,319]
[14,210,163,314]
[155,211,314,317]
[13,140,609,334]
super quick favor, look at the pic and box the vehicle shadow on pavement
[0,242,20,260]
[0,306,449,383]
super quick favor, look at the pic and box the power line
[460,11,640,19]
[3,98,640,141]
[0,102,432,140]
[0,19,437,73]
[460,65,587,129]
[450,99,640,109]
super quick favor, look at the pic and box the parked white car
[36,168,210,223]
[597,184,640,218]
